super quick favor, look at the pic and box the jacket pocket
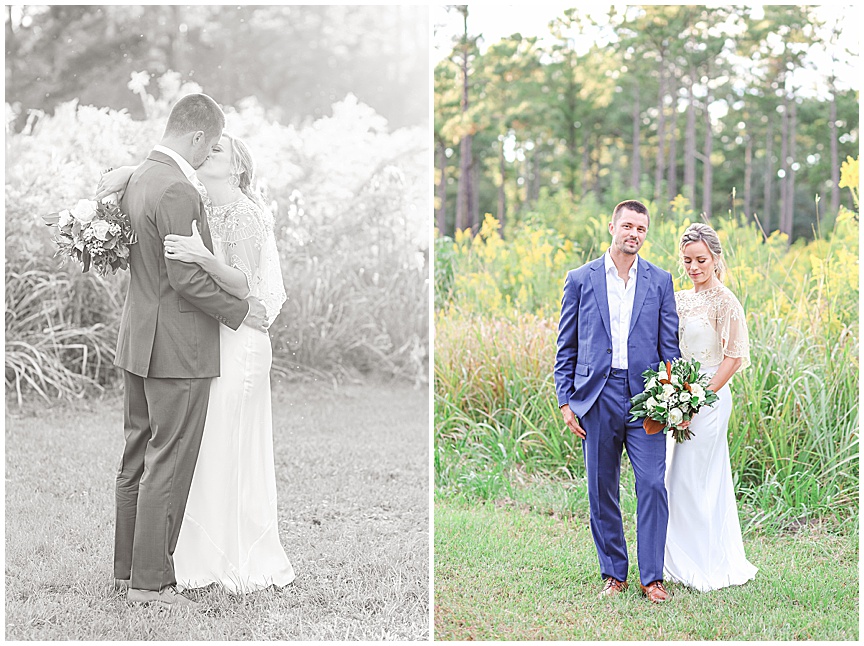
[575,363,589,376]
[178,297,198,313]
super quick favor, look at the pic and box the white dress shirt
[604,250,638,369]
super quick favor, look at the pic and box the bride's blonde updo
[224,133,266,210]
[679,222,726,281]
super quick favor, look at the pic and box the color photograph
[433,4,858,640]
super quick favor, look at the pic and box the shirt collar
[605,248,638,277]
[153,144,197,181]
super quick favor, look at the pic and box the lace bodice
[675,283,750,372]
[205,194,286,325]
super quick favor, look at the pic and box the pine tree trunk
[631,80,641,191]
[829,87,840,217]
[567,51,578,199]
[684,63,697,208]
[762,114,775,234]
[667,108,677,202]
[456,136,472,233]
[581,135,590,195]
[778,94,790,239]
[435,140,447,236]
[701,105,713,219]
[654,66,666,203]
[783,99,797,241]
[455,7,472,233]
[470,160,481,232]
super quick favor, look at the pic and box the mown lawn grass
[5,381,429,641]
[434,475,859,641]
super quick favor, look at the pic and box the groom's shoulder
[567,256,604,276]
[134,157,192,194]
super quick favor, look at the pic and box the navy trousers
[580,368,668,585]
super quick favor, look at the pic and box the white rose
[646,396,658,408]
[58,209,73,227]
[671,375,681,387]
[71,199,98,224]
[669,408,683,425]
[659,384,675,401]
[690,384,705,399]
[645,377,658,391]
[91,219,111,241]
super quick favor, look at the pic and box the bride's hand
[164,221,211,264]
[96,166,135,201]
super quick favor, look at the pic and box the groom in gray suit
[113,94,267,606]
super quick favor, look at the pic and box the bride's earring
[229,173,240,188]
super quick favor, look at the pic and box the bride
[664,222,757,592]
[99,134,295,593]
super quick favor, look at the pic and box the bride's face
[197,135,233,182]
[681,240,716,288]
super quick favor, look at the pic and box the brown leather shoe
[640,580,671,603]
[598,577,628,597]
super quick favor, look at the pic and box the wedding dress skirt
[663,365,757,591]
[174,322,295,593]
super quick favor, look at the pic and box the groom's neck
[158,136,194,165]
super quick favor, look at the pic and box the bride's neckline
[210,196,245,209]
[689,282,724,295]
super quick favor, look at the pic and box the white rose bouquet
[628,358,719,443]
[42,197,137,276]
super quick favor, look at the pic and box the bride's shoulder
[716,283,745,311]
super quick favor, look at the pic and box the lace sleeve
[218,200,266,290]
[716,287,750,372]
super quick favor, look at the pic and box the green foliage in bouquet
[629,358,720,443]
[43,198,137,276]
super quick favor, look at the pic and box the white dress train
[664,284,757,592]
[173,195,295,593]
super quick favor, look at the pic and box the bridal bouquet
[42,197,137,276]
[629,358,719,443]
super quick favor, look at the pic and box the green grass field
[434,482,859,641]
[5,381,429,640]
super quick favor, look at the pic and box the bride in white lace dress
[664,223,757,592]
[101,135,295,593]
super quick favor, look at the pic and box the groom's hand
[243,296,269,333]
[561,404,586,439]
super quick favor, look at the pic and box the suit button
[607,349,612,354]
[602,373,607,378]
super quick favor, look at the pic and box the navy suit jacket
[554,254,680,419]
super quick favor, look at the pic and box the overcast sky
[433,3,861,97]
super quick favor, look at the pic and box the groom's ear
[191,130,206,146]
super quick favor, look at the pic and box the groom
[554,200,679,603]
[113,93,267,606]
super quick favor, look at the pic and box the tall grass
[5,81,429,404]
[435,185,859,531]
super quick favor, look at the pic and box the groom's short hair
[612,200,650,225]
[163,93,224,141]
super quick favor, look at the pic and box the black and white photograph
[5,4,430,640]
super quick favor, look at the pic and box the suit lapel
[589,258,611,341]
[148,150,213,252]
[629,257,651,335]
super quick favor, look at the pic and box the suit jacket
[554,254,680,419]
[114,151,249,378]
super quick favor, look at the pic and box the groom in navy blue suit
[554,200,680,603]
